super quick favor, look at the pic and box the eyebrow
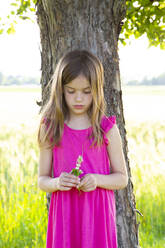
[65,86,91,90]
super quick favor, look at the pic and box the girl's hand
[77,174,97,192]
[57,172,80,191]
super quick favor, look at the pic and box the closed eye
[68,91,91,94]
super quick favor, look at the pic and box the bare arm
[78,124,128,192]
[38,144,60,193]
[95,124,128,190]
[38,124,80,193]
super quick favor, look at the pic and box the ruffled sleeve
[101,115,116,146]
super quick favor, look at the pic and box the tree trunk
[36,0,139,247]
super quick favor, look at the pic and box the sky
[0,1,165,83]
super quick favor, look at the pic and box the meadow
[0,85,165,247]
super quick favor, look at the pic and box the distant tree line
[126,73,165,86]
[0,72,40,86]
[0,71,165,86]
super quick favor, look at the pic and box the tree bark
[36,0,139,247]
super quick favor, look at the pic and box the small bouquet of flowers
[70,155,83,176]
[70,155,83,192]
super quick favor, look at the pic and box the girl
[37,49,128,248]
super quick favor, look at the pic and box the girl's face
[63,75,93,118]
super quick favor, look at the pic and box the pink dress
[46,115,118,248]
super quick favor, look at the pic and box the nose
[75,91,83,101]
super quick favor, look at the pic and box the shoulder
[101,114,116,128]
[105,123,123,154]
[106,123,120,140]
[100,115,116,135]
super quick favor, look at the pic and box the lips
[74,105,84,108]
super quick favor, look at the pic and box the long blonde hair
[37,49,107,149]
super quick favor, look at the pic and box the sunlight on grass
[0,124,47,248]
[125,120,165,248]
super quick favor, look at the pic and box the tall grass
[0,124,47,248]
[126,120,165,248]
[0,121,164,247]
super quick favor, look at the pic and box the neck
[65,115,91,129]
[66,114,90,123]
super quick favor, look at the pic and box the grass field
[122,85,165,95]
[0,85,41,93]
[0,125,48,248]
[0,85,165,247]
[125,121,165,248]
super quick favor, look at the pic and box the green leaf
[7,24,16,34]
[10,3,18,7]
[134,31,141,39]
[19,16,30,20]
[119,38,127,46]
[0,29,4,35]
[122,0,165,48]
[33,0,38,4]
[160,42,165,50]
[159,3,165,9]
[29,8,36,12]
